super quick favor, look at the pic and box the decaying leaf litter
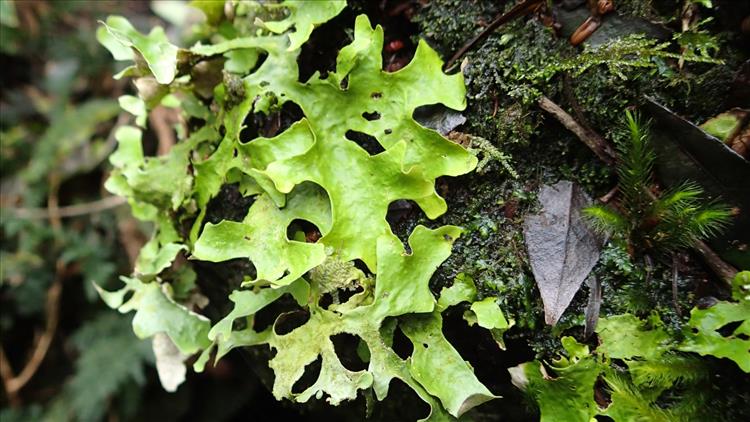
[523,181,604,326]
[3,0,749,421]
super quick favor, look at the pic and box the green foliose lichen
[512,283,750,422]
[94,1,510,419]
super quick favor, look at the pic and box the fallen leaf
[523,181,604,325]
[644,98,750,269]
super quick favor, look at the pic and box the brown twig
[10,268,62,391]
[6,195,127,220]
[444,0,544,71]
[541,90,736,285]
[562,73,597,133]
[47,173,62,232]
[118,217,148,267]
[538,95,616,164]
[644,254,654,286]
[149,106,180,155]
[693,240,738,287]
[0,260,63,401]
[678,1,698,70]
[599,186,618,203]
[0,347,20,406]
[0,176,67,403]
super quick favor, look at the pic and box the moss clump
[409,0,747,366]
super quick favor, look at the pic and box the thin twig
[562,73,598,135]
[599,186,618,203]
[538,95,616,164]
[118,217,147,267]
[5,195,127,220]
[149,105,179,155]
[547,91,737,285]
[444,0,544,71]
[693,240,737,287]
[0,177,67,401]
[0,260,63,398]
[0,347,20,406]
[644,254,654,286]
[672,254,683,317]
[47,173,62,231]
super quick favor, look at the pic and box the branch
[554,97,738,285]
[693,240,738,287]
[0,178,68,402]
[5,195,127,220]
[0,347,20,406]
[444,0,544,71]
[0,261,63,397]
[538,95,616,164]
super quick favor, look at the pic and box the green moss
[412,0,503,56]
[616,0,659,18]
[411,0,747,363]
[416,0,744,147]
